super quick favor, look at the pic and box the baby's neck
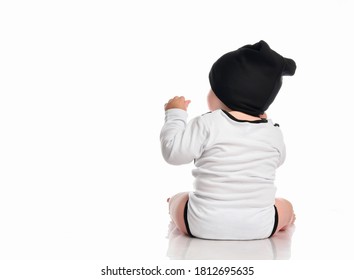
[226,110,263,121]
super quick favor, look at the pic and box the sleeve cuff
[165,108,188,120]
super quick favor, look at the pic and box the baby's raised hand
[164,96,191,111]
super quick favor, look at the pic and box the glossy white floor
[166,221,294,260]
[141,199,354,260]
[2,179,353,261]
[165,209,354,260]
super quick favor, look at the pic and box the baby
[160,41,296,240]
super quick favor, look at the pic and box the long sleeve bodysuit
[160,108,286,240]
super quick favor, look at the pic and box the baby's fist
[164,96,191,111]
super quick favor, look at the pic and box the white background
[1,0,354,265]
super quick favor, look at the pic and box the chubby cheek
[207,91,217,111]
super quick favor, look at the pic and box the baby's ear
[259,112,267,119]
[282,58,296,76]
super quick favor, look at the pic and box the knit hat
[209,40,296,116]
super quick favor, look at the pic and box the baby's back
[188,110,285,240]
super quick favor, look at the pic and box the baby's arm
[160,96,208,165]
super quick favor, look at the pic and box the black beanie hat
[209,40,296,116]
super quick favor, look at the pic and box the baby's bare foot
[280,213,296,231]
[291,213,296,224]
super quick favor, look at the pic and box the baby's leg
[274,198,295,234]
[167,192,189,236]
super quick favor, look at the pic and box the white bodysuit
[160,109,286,240]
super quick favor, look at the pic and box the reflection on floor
[166,222,295,260]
